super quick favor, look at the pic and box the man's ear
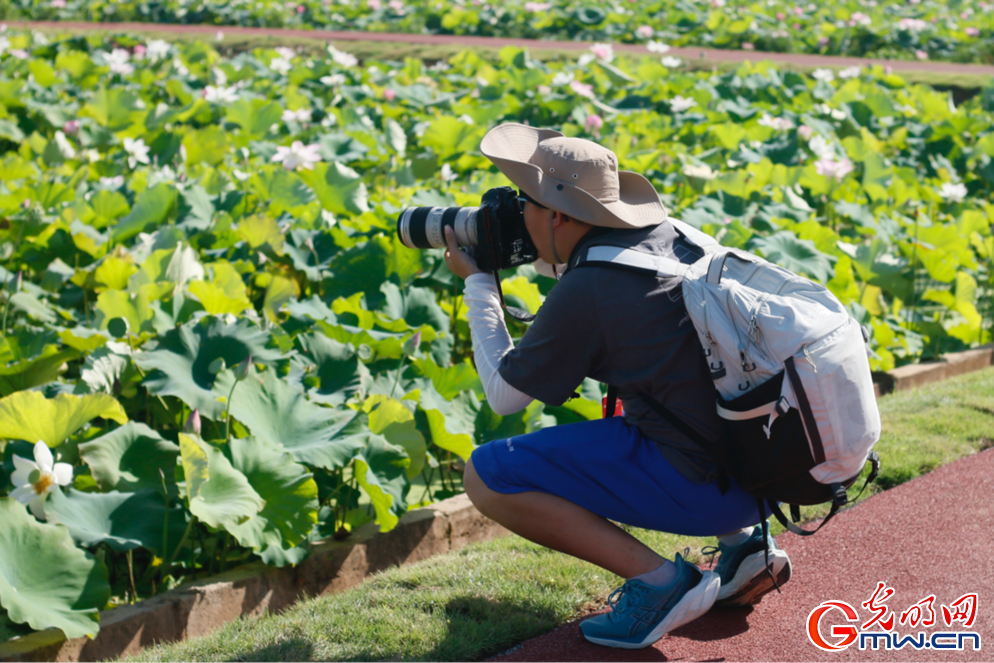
[553,210,572,226]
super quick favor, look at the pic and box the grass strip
[124,367,993,663]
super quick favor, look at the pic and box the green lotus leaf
[364,394,426,480]
[417,387,477,462]
[317,132,369,163]
[214,366,368,471]
[187,261,252,316]
[296,332,371,406]
[45,488,186,553]
[57,327,109,353]
[354,434,410,533]
[258,543,311,568]
[313,320,406,362]
[178,434,263,530]
[378,282,450,333]
[78,345,130,395]
[9,291,57,324]
[0,498,110,639]
[298,161,369,216]
[421,115,486,161]
[749,230,836,283]
[115,184,178,244]
[0,391,127,447]
[221,437,319,555]
[225,99,283,137]
[0,328,79,397]
[135,318,282,420]
[322,233,422,304]
[411,355,481,400]
[78,422,180,492]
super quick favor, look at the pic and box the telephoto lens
[396,206,481,250]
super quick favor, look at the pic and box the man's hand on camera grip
[444,226,484,279]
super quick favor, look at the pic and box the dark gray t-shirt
[497,220,724,484]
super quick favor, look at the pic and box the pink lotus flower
[185,409,202,435]
[636,25,654,38]
[388,0,404,10]
[368,0,381,8]
[63,119,80,135]
[798,125,814,140]
[965,27,980,36]
[133,44,146,57]
[590,43,614,62]
[742,42,755,50]
[915,49,928,60]
[817,36,830,46]
[792,23,801,30]
[383,88,396,101]
[524,1,551,10]
[585,114,603,132]
[793,6,803,15]
[815,156,854,181]
[297,4,305,11]
[570,80,595,98]
[51,0,66,7]
[776,12,785,21]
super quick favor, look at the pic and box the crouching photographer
[398,123,791,649]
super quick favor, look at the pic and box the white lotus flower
[812,68,835,82]
[10,441,73,520]
[270,56,292,75]
[146,39,170,61]
[570,79,595,98]
[669,95,697,113]
[212,66,228,86]
[203,85,239,104]
[577,53,596,67]
[440,163,457,182]
[328,45,358,68]
[647,40,671,53]
[0,36,9,55]
[105,48,134,75]
[808,135,835,159]
[321,73,347,86]
[815,156,854,181]
[551,71,574,87]
[272,141,322,171]
[898,17,928,32]
[275,46,297,60]
[53,130,76,160]
[838,66,862,79]
[282,108,312,123]
[758,113,794,131]
[661,56,683,68]
[682,163,717,180]
[590,43,614,62]
[123,137,150,168]
[938,182,967,202]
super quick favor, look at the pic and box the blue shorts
[470,416,764,537]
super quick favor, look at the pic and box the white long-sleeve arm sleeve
[463,273,534,416]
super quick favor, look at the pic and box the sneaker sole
[715,550,791,608]
[582,571,721,650]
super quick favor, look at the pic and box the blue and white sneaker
[703,526,791,608]
[579,552,720,649]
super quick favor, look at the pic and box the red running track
[489,448,993,662]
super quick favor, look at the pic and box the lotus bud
[402,330,421,357]
[63,119,80,135]
[185,408,202,435]
[208,357,226,374]
[15,270,22,292]
[235,355,252,381]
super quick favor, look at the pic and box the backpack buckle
[739,350,756,373]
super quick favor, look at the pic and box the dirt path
[488,448,993,662]
[7,20,994,76]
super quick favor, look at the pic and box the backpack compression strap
[767,451,881,536]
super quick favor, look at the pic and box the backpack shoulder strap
[581,245,692,278]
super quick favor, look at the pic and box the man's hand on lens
[444,226,484,279]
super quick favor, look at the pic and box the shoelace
[700,545,721,569]
[606,581,648,614]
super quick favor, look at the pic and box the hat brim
[480,123,667,229]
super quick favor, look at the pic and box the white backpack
[581,219,882,536]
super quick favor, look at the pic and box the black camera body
[396,186,539,272]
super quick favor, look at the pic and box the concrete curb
[0,494,508,663]
[1,346,990,663]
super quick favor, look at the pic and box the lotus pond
[0,30,991,644]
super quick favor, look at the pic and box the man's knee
[463,456,496,512]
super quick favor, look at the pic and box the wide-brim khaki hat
[480,123,667,229]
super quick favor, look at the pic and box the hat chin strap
[548,214,564,265]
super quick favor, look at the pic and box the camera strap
[491,270,536,323]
